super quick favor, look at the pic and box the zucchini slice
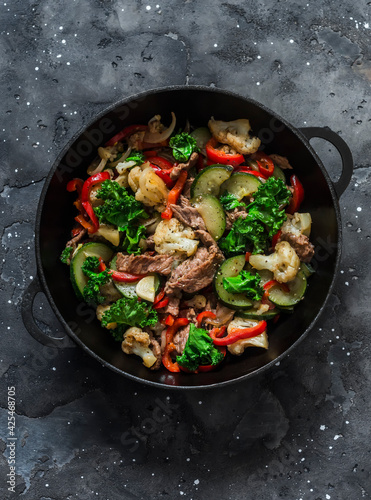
[110,255,139,299]
[220,172,262,201]
[70,242,113,299]
[238,308,279,320]
[272,165,286,182]
[214,255,253,310]
[191,164,233,198]
[268,269,307,307]
[191,195,226,241]
[301,262,315,278]
[190,127,212,152]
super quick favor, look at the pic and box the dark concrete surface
[1,1,370,499]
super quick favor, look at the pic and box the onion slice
[144,112,176,143]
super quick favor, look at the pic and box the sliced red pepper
[148,156,173,170]
[245,251,251,262]
[161,170,188,220]
[234,167,267,180]
[74,214,97,233]
[67,178,83,193]
[206,137,244,166]
[196,311,217,327]
[165,314,175,326]
[154,296,170,310]
[271,230,282,250]
[81,171,110,203]
[154,289,165,305]
[150,163,174,189]
[97,257,145,282]
[250,152,275,178]
[71,226,84,237]
[210,320,267,346]
[162,318,190,373]
[287,175,304,214]
[105,124,148,147]
[81,201,99,234]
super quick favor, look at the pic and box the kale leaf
[223,270,264,301]
[219,216,266,255]
[94,180,148,231]
[81,256,111,305]
[60,246,73,264]
[121,225,147,255]
[219,192,246,211]
[176,324,224,372]
[125,150,145,166]
[101,297,158,331]
[169,132,199,162]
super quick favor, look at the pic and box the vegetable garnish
[60,246,73,264]
[153,296,170,310]
[196,311,217,327]
[222,270,264,301]
[169,132,198,162]
[105,124,148,147]
[219,192,246,211]
[101,296,158,331]
[162,318,190,373]
[271,229,282,250]
[205,137,244,166]
[209,320,267,346]
[97,257,145,282]
[94,180,148,229]
[287,174,304,214]
[124,150,146,166]
[250,152,275,178]
[161,170,188,220]
[121,225,147,256]
[81,256,111,305]
[176,323,225,372]
[234,167,266,180]
[150,164,174,188]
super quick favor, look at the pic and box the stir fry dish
[61,114,315,373]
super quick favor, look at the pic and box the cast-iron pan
[22,86,353,389]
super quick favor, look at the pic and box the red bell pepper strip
[81,201,99,234]
[67,178,83,193]
[261,280,290,306]
[251,152,275,178]
[196,311,217,327]
[287,175,304,214]
[154,289,165,305]
[161,170,188,220]
[234,167,267,180]
[150,164,174,189]
[97,257,145,282]
[271,230,282,250]
[105,124,148,147]
[165,314,175,326]
[154,296,170,310]
[209,320,267,346]
[197,346,226,372]
[206,137,244,166]
[81,171,110,203]
[245,251,251,262]
[148,156,173,170]
[162,318,190,373]
[74,214,97,233]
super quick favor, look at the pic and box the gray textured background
[1,0,370,499]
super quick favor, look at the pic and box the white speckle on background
[289,39,294,43]
[194,479,200,485]
[146,5,151,10]
[320,425,326,431]
[357,207,362,212]
[334,434,341,440]
[214,43,218,47]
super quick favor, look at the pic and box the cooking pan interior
[38,87,339,387]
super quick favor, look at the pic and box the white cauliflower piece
[153,218,199,257]
[128,164,169,211]
[226,317,268,355]
[208,117,261,154]
[121,327,158,368]
[249,241,300,283]
[281,212,312,238]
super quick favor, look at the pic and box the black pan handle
[299,127,353,198]
[21,276,73,348]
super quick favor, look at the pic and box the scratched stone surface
[1,0,370,499]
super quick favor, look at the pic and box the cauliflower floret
[249,241,300,283]
[281,212,312,238]
[153,218,199,257]
[128,164,169,211]
[226,317,268,355]
[121,327,158,368]
[208,117,261,155]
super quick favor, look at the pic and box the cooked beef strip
[269,154,293,170]
[149,338,162,370]
[279,232,315,263]
[170,195,206,231]
[205,302,235,327]
[116,253,175,275]
[164,244,224,296]
[170,152,199,180]
[182,177,194,199]
[144,234,155,250]
[173,324,190,355]
[66,228,87,252]
[157,295,181,316]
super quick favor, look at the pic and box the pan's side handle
[21,276,74,348]
[299,127,353,198]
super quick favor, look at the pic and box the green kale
[101,297,158,330]
[169,132,199,162]
[121,225,146,255]
[219,192,246,211]
[223,270,264,301]
[176,324,224,372]
[94,180,148,230]
[125,150,145,166]
[219,178,290,255]
[81,256,111,305]
[60,246,73,264]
